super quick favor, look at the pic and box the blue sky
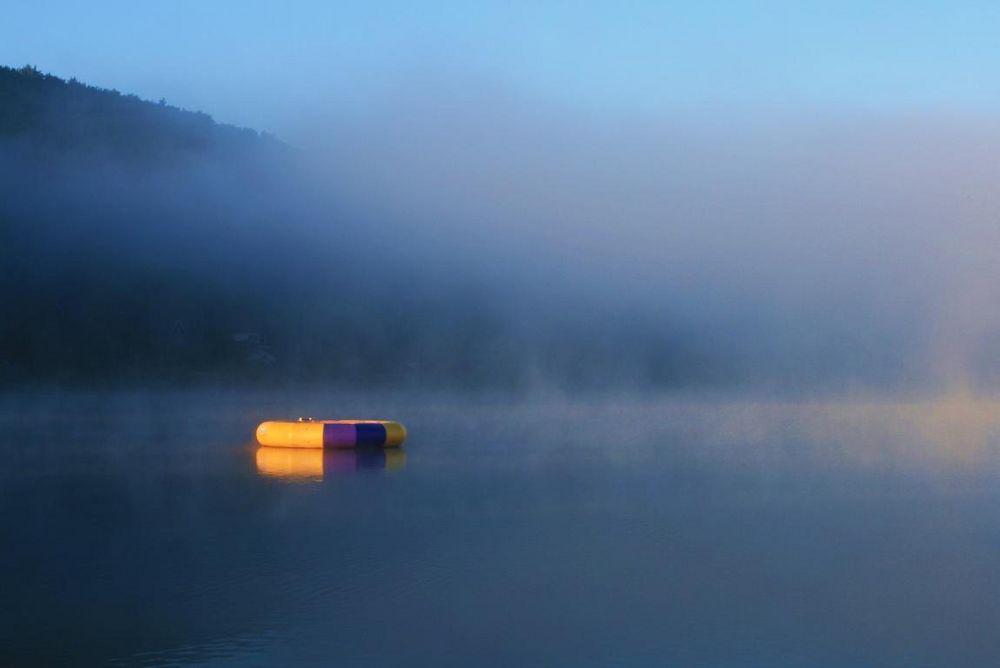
[4,1,1000,131]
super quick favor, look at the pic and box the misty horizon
[5,63,1000,393]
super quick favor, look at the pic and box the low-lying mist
[3,66,999,393]
[306,79,1000,393]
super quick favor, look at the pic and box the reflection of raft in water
[256,446,406,479]
[255,419,406,448]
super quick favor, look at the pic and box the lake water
[3,389,1000,666]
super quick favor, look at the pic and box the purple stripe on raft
[323,423,356,448]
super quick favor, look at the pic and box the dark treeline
[0,65,713,389]
[0,65,269,157]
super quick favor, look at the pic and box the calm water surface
[3,390,1000,666]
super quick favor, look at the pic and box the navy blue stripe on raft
[355,423,388,446]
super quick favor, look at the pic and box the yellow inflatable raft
[255,419,406,448]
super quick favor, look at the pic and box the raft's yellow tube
[255,420,407,448]
[383,421,408,447]
[255,421,324,448]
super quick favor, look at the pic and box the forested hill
[0,65,271,159]
[0,65,517,388]
[0,65,710,390]
[0,65,319,386]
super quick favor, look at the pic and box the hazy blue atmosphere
[6,1,1000,392]
[4,2,1000,666]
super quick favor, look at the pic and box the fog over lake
[5,66,1000,392]
[5,2,1000,665]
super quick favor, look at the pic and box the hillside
[0,66,532,387]
[0,65,269,158]
[0,66,315,384]
[0,66,709,389]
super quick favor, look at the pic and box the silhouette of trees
[0,65,269,159]
[0,65,703,389]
